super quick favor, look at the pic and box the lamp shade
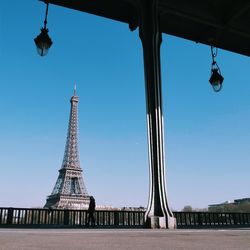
[34,28,53,56]
[209,68,224,92]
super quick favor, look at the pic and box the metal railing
[0,207,144,228]
[1,207,250,228]
[174,211,250,228]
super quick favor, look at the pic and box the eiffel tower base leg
[139,0,176,229]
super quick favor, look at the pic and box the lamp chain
[210,46,221,73]
[44,3,49,29]
[211,46,218,65]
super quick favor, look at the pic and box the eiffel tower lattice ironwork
[45,87,89,209]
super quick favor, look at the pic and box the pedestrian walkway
[0,228,250,250]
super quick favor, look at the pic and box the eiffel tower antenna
[45,87,89,209]
[74,83,76,95]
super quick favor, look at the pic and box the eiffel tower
[45,86,89,209]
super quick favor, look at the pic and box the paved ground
[0,228,250,250]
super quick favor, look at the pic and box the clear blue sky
[0,1,250,210]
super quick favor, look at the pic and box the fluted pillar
[138,0,176,229]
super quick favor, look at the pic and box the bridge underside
[40,0,250,228]
[44,0,250,57]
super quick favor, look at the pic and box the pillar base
[146,216,176,229]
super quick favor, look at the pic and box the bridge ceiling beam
[43,0,250,56]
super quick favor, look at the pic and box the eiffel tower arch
[45,87,90,209]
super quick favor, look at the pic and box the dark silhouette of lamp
[34,2,53,56]
[209,46,224,92]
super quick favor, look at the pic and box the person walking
[87,196,96,226]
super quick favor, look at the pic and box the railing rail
[1,207,250,228]
[174,211,250,228]
[0,207,145,228]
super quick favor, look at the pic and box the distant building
[208,200,232,208]
[234,198,250,204]
[209,198,250,211]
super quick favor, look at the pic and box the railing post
[49,208,53,224]
[7,207,14,225]
[114,211,119,226]
[64,209,69,226]
[233,213,237,225]
[198,213,202,226]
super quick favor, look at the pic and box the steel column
[138,0,176,229]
